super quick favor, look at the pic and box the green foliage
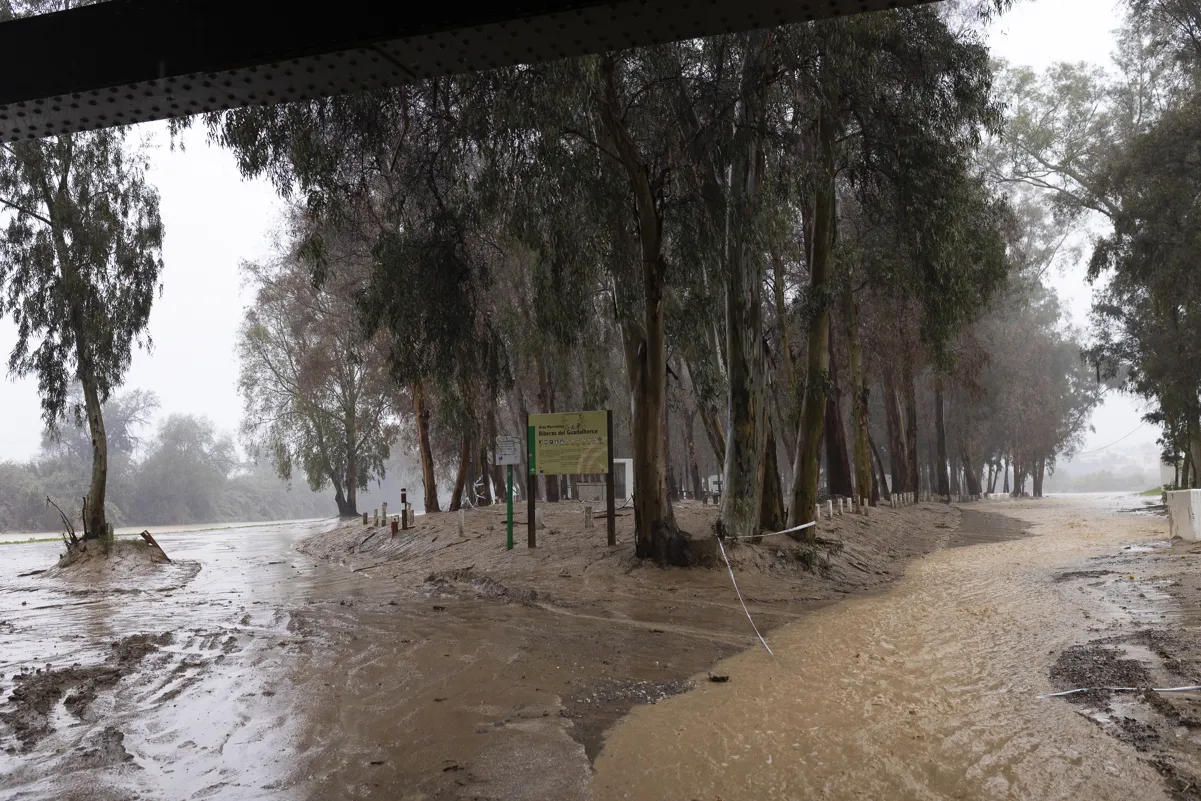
[0,131,163,428]
[238,216,398,515]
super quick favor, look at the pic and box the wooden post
[527,415,536,548]
[606,409,616,547]
[584,505,594,529]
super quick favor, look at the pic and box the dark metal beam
[0,0,930,142]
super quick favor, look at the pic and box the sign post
[527,418,536,548]
[527,410,612,549]
[494,436,522,551]
[506,464,514,550]
[606,409,616,546]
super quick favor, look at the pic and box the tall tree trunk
[413,379,440,513]
[721,28,773,541]
[1002,457,1010,494]
[902,357,920,496]
[666,414,680,502]
[870,432,890,502]
[1188,418,1201,490]
[487,407,505,504]
[882,369,908,495]
[845,286,871,508]
[934,384,950,501]
[759,415,786,532]
[787,74,838,534]
[825,333,854,498]
[1033,456,1045,498]
[344,415,359,518]
[79,370,109,539]
[449,430,471,512]
[537,358,561,503]
[771,251,798,468]
[960,439,981,497]
[598,57,677,562]
[332,481,352,518]
[683,408,704,500]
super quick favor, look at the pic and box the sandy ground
[284,499,962,800]
[591,495,1188,801]
[2,494,1193,800]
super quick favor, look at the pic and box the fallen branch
[46,496,78,548]
[138,530,171,562]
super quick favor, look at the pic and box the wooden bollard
[457,508,465,537]
[362,512,368,525]
[373,508,379,527]
[584,505,594,529]
[826,500,834,520]
[390,518,399,537]
[382,501,388,521]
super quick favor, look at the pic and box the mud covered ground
[1031,500,1201,799]
[0,501,959,800]
[7,495,1186,801]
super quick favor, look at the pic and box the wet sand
[591,496,1179,801]
[0,501,954,799]
[1,494,1189,800]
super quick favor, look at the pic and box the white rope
[1039,684,1201,699]
[717,537,773,656]
[723,520,816,541]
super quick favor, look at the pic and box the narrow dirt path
[591,497,1171,801]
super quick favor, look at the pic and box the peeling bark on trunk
[786,75,838,535]
[845,287,871,508]
[720,29,773,542]
[413,380,440,513]
[79,371,109,539]
[771,252,798,468]
[597,57,679,563]
[882,369,908,495]
[683,408,704,500]
[825,332,854,500]
[759,416,786,532]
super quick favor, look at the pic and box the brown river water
[592,498,1172,800]
[0,496,1180,800]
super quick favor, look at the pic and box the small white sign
[495,436,522,466]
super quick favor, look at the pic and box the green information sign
[528,411,609,476]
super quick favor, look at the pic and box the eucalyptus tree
[0,128,164,540]
[204,77,508,515]
[238,216,397,517]
[778,7,1003,527]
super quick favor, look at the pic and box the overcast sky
[0,0,1158,463]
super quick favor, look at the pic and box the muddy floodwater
[0,496,1190,800]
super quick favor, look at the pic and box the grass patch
[1140,486,1167,497]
